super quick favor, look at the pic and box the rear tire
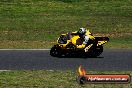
[94,45,103,56]
[86,45,103,57]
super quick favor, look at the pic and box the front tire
[50,45,61,57]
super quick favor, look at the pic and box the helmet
[78,28,86,35]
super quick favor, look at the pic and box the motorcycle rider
[76,27,90,49]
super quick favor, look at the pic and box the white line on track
[0,70,10,72]
[0,49,50,51]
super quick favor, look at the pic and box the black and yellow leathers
[57,30,95,49]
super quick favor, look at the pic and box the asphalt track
[0,49,132,70]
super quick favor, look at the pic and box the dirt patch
[94,32,132,38]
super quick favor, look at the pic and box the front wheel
[50,45,61,57]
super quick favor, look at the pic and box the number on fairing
[84,44,93,52]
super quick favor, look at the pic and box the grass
[0,1,131,87]
[0,70,132,88]
[0,0,131,48]
[107,35,132,49]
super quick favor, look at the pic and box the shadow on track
[50,54,104,59]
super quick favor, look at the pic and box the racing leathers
[76,32,90,49]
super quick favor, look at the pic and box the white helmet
[78,28,86,35]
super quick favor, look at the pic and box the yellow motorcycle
[50,30,109,57]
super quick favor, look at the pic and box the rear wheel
[95,45,103,56]
[86,45,103,57]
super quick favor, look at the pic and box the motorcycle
[50,30,109,57]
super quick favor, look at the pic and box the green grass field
[0,70,132,88]
[0,1,132,87]
[0,0,132,48]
